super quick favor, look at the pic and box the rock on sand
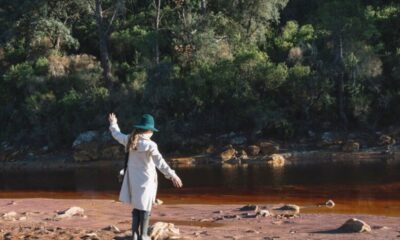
[149,221,180,240]
[338,218,371,233]
[55,206,85,219]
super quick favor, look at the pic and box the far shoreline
[1,146,399,172]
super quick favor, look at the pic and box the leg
[132,208,140,240]
[139,210,151,240]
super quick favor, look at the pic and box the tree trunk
[55,36,61,50]
[200,0,206,15]
[154,0,161,65]
[335,34,348,129]
[95,0,113,88]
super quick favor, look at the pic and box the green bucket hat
[134,114,159,132]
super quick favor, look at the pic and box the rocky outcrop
[318,132,343,149]
[246,145,260,156]
[338,218,371,233]
[72,131,124,162]
[0,142,26,162]
[170,157,195,165]
[378,134,395,146]
[217,132,247,145]
[342,140,360,152]
[258,142,279,155]
[230,136,247,145]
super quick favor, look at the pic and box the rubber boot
[132,208,140,240]
[139,210,151,240]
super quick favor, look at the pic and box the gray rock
[338,218,371,233]
[72,130,124,162]
[72,131,99,148]
[321,132,334,142]
[240,204,259,212]
[230,136,247,145]
[257,210,271,217]
[342,140,360,152]
[247,145,260,156]
[102,225,120,233]
[81,232,100,240]
[259,142,279,155]
[275,204,300,214]
[242,212,258,218]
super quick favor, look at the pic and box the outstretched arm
[108,113,128,147]
[150,142,183,188]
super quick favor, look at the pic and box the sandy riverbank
[0,198,399,239]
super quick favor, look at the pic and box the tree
[314,0,380,129]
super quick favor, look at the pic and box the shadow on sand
[312,227,362,234]
[114,237,131,240]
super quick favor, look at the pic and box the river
[1,161,399,216]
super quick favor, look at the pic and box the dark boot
[139,210,151,240]
[131,208,140,240]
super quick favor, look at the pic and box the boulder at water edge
[247,145,260,156]
[220,145,236,161]
[258,142,279,155]
[267,154,286,167]
[342,140,360,152]
[72,130,124,162]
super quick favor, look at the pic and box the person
[108,113,183,240]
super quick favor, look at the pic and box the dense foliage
[0,0,399,149]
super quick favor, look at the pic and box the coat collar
[139,132,153,140]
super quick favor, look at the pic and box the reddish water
[1,162,399,216]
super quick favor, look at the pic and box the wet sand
[0,198,399,240]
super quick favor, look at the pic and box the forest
[0,0,399,150]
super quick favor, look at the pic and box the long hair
[126,128,147,152]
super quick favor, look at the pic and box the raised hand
[108,113,117,124]
[171,175,183,188]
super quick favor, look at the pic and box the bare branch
[106,8,117,34]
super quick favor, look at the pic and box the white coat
[109,123,177,211]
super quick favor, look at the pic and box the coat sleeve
[109,122,129,147]
[149,142,177,179]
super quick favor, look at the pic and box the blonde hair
[126,128,147,152]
